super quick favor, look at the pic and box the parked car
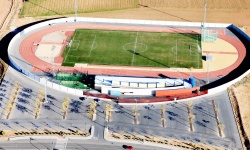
[122,145,133,150]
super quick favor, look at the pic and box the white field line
[65,30,78,62]
[176,39,199,54]
[175,39,178,62]
[197,35,200,68]
[88,35,96,57]
[131,31,139,66]
[176,59,198,63]
[174,38,201,68]
[70,40,80,51]
[67,35,97,59]
[68,40,73,47]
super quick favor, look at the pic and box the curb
[69,125,94,140]
[104,127,180,150]
[8,136,58,141]
[8,126,95,141]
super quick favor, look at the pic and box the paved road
[0,139,166,150]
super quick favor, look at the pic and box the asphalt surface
[0,139,166,150]
[0,67,242,149]
[108,92,242,149]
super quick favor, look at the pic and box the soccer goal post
[68,40,73,47]
[175,39,201,68]
[201,27,218,42]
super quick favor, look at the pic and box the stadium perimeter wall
[101,85,185,96]
[207,24,250,95]
[8,17,248,99]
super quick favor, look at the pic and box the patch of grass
[62,29,202,68]
[20,4,26,17]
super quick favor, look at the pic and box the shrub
[0,130,6,136]
[59,131,64,135]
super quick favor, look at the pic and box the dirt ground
[0,0,250,149]
[2,1,250,35]
[228,75,250,150]
[76,6,250,36]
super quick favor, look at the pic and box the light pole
[29,137,33,143]
[206,53,210,84]
[135,99,138,111]
[202,1,207,42]
[51,142,54,149]
[43,77,48,104]
[85,122,86,133]
[51,45,56,77]
[203,1,207,27]
[74,0,78,22]
[147,103,149,132]
[134,99,138,125]
[64,138,68,149]
[45,78,47,102]
[207,60,210,84]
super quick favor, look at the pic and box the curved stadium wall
[7,17,250,101]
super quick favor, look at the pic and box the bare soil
[228,75,250,150]
[0,0,12,29]
[75,6,250,35]
[20,0,138,17]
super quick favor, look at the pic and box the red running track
[19,24,246,79]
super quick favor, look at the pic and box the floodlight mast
[51,45,56,77]
[74,0,78,22]
[206,53,210,84]
[44,77,47,103]
[203,1,207,27]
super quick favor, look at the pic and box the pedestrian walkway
[54,138,68,150]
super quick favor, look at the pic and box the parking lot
[108,92,241,149]
[0,67,242,149]
[0,68,94,133]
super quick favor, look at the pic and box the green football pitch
[62,29,202,68]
